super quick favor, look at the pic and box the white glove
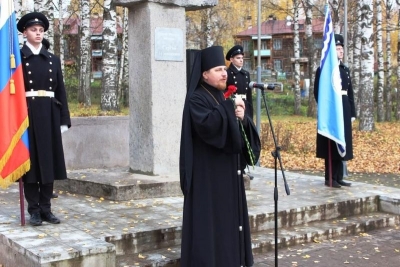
[60,125,68,134]
[351,117,355,123]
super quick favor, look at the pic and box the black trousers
[23,182,53,215]
[324,159,343,182]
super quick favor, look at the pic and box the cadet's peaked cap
[334,34,344,47]
[17,12,49,33]
[201,46,226,72]
[225,45,244,60]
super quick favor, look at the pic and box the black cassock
[180,82,260,267]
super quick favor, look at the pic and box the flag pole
[328,141,332,187]
[19,180,25,225]
[2,0,30,226]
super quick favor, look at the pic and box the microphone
[249,81,275,90]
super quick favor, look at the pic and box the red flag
[0,0,30,188]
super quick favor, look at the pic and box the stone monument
[114,0,218,176]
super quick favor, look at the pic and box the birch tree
[79,0,92,106]
[14,0,24,46]
[58,0,64,73]
[331,0,341,33]
[352,1,362,116]
[34,0,54,47]
[385,0,394,121]
[293,0,301,115]
[202,9,213,48]
[187,9,216,49]
[101,0,118,110]
[305,0,317,117]
[117,7,129,107]
[376,0,385,122]
[186,0,246,50]
[396,0,400,120]
[359,0,375,131]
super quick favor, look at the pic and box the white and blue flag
[317,9,346,157]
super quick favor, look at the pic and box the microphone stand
[259,87,290,267]
[236,117,245,267]
[232,96,245,266]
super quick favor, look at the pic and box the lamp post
[344,0,348,63]
[256,0,262,136]
[286,15,292,80]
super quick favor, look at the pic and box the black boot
[337,180,351,186]
[325,180,341,188]
[41,211,61,224]
[29,212,42,226]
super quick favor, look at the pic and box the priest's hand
[234,98,245,110]
[235,105,245,121]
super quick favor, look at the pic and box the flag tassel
[10,54,16,68]
[10,54,16,94]
[10,79,15,94]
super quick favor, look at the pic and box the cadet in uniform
[17,12,71,226]
[314,34,356,188]
[226,45,253,121]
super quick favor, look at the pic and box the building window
[273,39,282,50]
[261,59,268,70]
[314,37,323,49]
[242,40,250,52]
[261,40,268,50]
[274,60,282,71]
[92,40,102,50]
[244,60,252,71]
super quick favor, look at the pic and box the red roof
[235,18,324,37]
[62,16,123,35]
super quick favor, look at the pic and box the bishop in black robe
[180,46,261,267]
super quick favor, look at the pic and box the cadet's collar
[22,42,51,59]
[338,60,347,67]
[26,41,42,55]
[233,64,242,71]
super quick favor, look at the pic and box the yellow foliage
[260,119,400,174]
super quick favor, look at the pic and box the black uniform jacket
[226,63,253,120]
[314,62,356,161]
[21,45,71,184]
[179,82,260,267]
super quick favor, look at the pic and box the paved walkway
[254,226,400,266]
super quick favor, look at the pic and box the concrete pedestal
[114,0,217,176]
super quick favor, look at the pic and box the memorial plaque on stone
[155,27,183,61]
